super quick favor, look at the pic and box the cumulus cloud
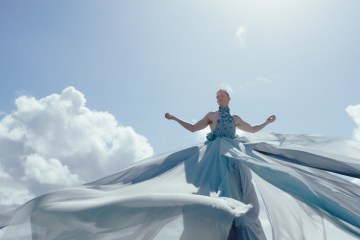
[0,86,153,205]
[234,25,247,48]
[23,154,79,186]
[345,104,360,141]
[0,164,33,205]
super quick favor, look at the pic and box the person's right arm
[165,112,211,132]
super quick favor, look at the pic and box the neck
[218,106,230,114]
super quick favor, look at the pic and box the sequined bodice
[206,106,236,141]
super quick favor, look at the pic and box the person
[165,89,276,239]
[165,89,276,134]
[1,90,360,240]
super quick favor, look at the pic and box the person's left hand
[266,115,276,124]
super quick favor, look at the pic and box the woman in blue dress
[165,89,276,239]
[1,89,360,240]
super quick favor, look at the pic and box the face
[216,90,230,107]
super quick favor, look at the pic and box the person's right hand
[165,113,175,120]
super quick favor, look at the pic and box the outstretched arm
[234,115,276,133]
[165,112,211,132]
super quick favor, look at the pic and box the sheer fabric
[1,108,360,240]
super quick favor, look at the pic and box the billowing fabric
[1,107,360,240]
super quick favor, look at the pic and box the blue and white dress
[1,106,360,240]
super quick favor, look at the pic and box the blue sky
[0,0,360,239]
[1,0,360,154]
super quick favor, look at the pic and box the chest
[209,112,235,130]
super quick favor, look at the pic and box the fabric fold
[1,133,360,240]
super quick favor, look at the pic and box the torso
[208,111,240,131]
[205,107,238,140]
[208,111,239,131]
[207,111,220,131]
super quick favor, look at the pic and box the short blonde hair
[217,89,230,97]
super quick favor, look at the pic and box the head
[216,89,231,107]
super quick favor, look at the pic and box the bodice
[206,106,236,141]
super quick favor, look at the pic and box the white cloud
[234,25,248,48]
[0,86,154,206]
[346,104,360,142]
[0,165,10,180]
[0,182,33,206]
[23,154,79,186]
[0,165,33,205]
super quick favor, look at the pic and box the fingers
[266,115,276,123]
[269,115,276,122]
[165,113,173,120]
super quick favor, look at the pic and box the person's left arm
[234,115,276,133]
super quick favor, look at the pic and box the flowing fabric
[1,107,360,240]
